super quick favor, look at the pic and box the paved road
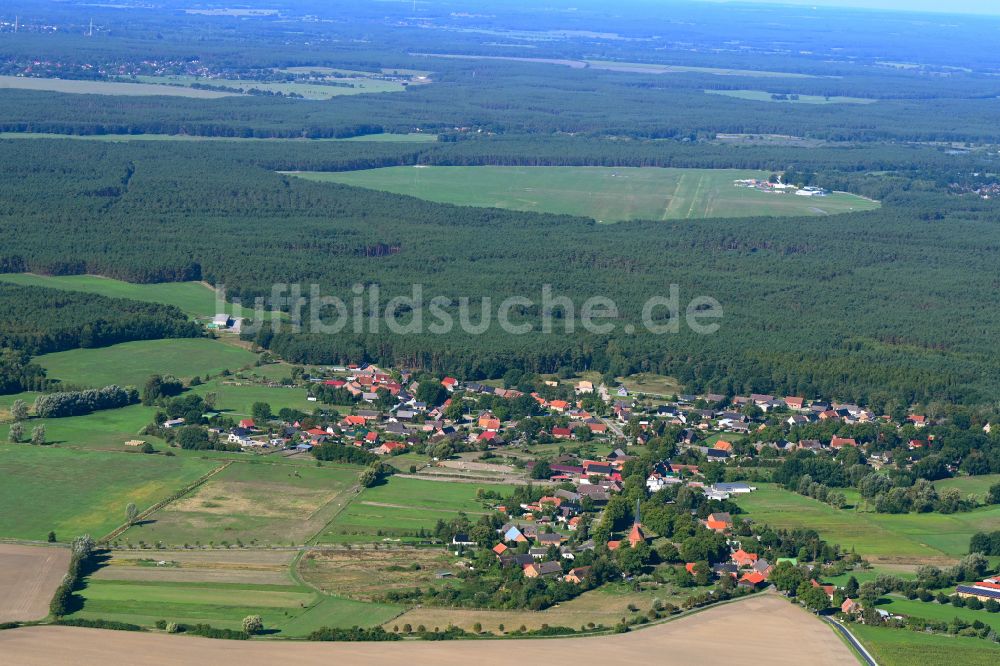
[823,616,877,666]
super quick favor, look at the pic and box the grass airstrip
[288,166,879,222]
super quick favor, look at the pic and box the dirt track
[0,593,855,665]
[0,544,71,622]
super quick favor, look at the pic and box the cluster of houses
[732,178,828,197]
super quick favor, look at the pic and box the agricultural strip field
[119,461,362,547]
[93,549,299,586]
[0,544,71,622]
[130,74,409,99]
[0,593,855,665]
[414,54,818,78]
[852,624,1000,666]
[0,75,233,98]
[0,132,436,142]
[705,89,877,104]
[734,484,1000,563]
[288,166,879,222]
[316,476,513,544]
[0,446,220,540]
[36,338,258,387]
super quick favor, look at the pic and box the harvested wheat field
[0,594,853,665]
[0,544,71,622]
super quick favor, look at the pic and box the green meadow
[734,484,1000,562]
[289,166,879,222]
[0,446,219,540]
[0,273,265,319]
[69,579,402,635]
[935,474,1000,503]
[319,476,513,543]
[189,379,319,418]
[876,595,1000,633]
[852,624,1000,666]
[37,338,257,387]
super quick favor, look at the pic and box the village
[125,352,1000,632]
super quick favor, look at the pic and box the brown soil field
[0,594,854,665]
[0,544,71,622]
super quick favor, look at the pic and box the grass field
[190,379,319,418]
[936,474,1000,503]
[68,577,401,635]
[876,594,1000,633]
[37,338,257,387]
[706,89,877,104]
[299,547,457,601]
[120,461,361,547]
[734,484,1000,563]
[852,624,1000,666]
[1,402,162,451]
[0,446,220,540]
[0,274,262,319]
[317,476,513,543]
[0,75,233,97]
[0,132,436,143]
[288,166,879,222]
[132,74,406,99]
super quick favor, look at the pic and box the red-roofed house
[492,543,508,556]
[478,431,498,443]
[441,377,458,391]
[841,598,860,614]
[732,549,758,568]
[549,400,570,413]
[739,571,766,588]
[341,415,366,427]
[375,441,407,455]
[830,436,857,449]
[552,427,574,439]
[811,580,836,599]
[364,431,380,445]
[239,419,256,430]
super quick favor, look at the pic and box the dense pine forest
[1,1,1000,409]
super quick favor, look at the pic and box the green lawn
[705,89,877,105]
[37,338,257,387]
[734,484,1000,562]
[319,476,513,543]
[69,578,402,635]
[121,461,361,547]
[852,624,1000,666]
[1,402,160,451]
[0,446,220,540]
[0,274,265,319]
[288,166,879,222]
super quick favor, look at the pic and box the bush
[307,626,400,641]
[54,618,143,632]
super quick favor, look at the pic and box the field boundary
[100,460,234,543]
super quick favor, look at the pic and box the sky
[723,0,1000,15]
